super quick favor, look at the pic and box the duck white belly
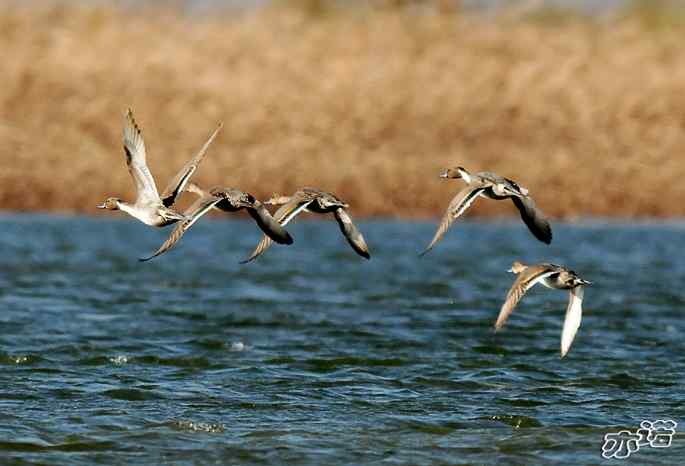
[119,203,167,227]
[138,211,167,227]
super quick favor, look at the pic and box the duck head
[319,192,348,210]
[508,261,527,274]
[503,177,530,196]
[97,197,120,210]
[440,166,471,183]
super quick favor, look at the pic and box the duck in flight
[140,183,293,261]
[421,166,552,256]
[495,261,591,358]
[97,109,222,227]
[241,188,370,264]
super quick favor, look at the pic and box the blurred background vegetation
[1,0,685,218]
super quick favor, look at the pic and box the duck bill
[96,203,106,209]
[439,170,449,179]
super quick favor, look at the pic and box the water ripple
[1,216,684,464]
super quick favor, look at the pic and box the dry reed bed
[1,4,685,218]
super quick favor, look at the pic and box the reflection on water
[0,214,684,464]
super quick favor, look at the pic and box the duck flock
[98,109,591,358]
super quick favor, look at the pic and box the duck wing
[560,285,584,358]
[160,122,223,208]
[333,208,370,259]
[419,184,487,256]
[202,187,293,246]
[511,196,552,244]
[241,196,313,264]
[245,202,294,246]
[123,109,160,205]
[139,196,221,261]
[494,266,557,331]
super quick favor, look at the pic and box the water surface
[1,215,684,464]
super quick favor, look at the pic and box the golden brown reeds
[1,2,685,218]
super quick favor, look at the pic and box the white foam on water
[230,341,246,352]
[109,355,129,365]
[173,420,225,433]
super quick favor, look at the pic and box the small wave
[77,355,130,366]
[400,419,467,435]
[472,344,511,356]
[136,355,212,368]
[488,414,542,428]
[0,354,36,365]
[499,397,550,407]
[0,440,116,453]
[411,377,491,391]
[569,372,650,389]
[305,357,406,372]
[101,388,162,401]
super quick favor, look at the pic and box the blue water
[1,214,684,464]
